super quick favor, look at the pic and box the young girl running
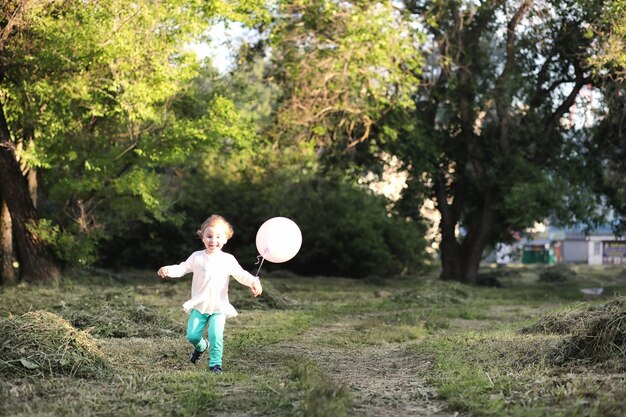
[158,214,262,373]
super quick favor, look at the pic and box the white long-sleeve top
[165,249,260,317]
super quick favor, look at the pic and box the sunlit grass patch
[211,353,353,417]
[418,327,626,417]
[228,310,315,355]
[284,356,352,417]
[2,266,625,417]
[334,317,428,346]
[166,371,221,414]
[418,332,557,416]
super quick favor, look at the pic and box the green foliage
[1,0,262,269]
[377,0,625,280]
[421,330,626,417]
[266,0,422,155]
[227,0,624,285]
[588,0,626,79]
[585,79,626,235]
[1,0,267,272]
[2,0,621,288]
[28,218,99,265]
[109,144,430,278]
[279,178,428,277]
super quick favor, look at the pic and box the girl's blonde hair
[197,214,234,239]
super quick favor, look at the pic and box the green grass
[419,331,626,417]
[1,264,625,416]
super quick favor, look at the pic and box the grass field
[1,264,625,417]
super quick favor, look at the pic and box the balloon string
[255,249,269,277]
[255,256,265,277]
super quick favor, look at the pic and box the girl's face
[202,225,228,254]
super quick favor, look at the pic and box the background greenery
[0,0,624,283]
[1,2,624,415]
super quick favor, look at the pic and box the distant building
[587,235,626,265]
[487,225,626,265]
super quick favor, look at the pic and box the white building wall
[586,235,618,265]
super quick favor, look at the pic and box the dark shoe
[190,340,207,364]
[209,365,222,374]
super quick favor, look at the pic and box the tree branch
[542,65,591,135]
[494,0,533,156]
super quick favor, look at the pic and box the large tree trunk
[438,200,495,284]
[436,167,496,283]
[435,173,466,282]
[0,101,62,283]
[1,197,17,285]
[439,224,464,282]
[460,192,496,283]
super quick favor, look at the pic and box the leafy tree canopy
[0,0,266,265]
[254,0,625,282]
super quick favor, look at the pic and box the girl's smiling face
[202,226,228,254]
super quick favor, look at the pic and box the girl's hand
[251,280,262,297]
[157,267,169,279]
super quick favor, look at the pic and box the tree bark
[435,173,466,282]
[461,191,496,283]
[0,101,62,283]
[437,186,497,284]
[1,197,17,285]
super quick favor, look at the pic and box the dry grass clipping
[63,289,179,338]
[392,280,470,305]
[521,298,626,369]
[519,304,598,335]
[538,264,577,283]
[0,310,110,378]
[229,279,297,310]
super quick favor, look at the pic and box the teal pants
[186,309,226,367]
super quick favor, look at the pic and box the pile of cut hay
[63,289,179,338]
[392,280,470,305]
[519,303,598,335]
[521,297,626,369]
[0,310,110,378]
[538,264,576,283]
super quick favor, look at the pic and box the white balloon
[256,217,302,263]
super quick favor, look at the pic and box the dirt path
[261,318,463,417]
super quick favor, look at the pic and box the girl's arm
[158,254,195,278]
[229,256,263,297]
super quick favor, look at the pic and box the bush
[277,178,428,278]
[100,167,429,279]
